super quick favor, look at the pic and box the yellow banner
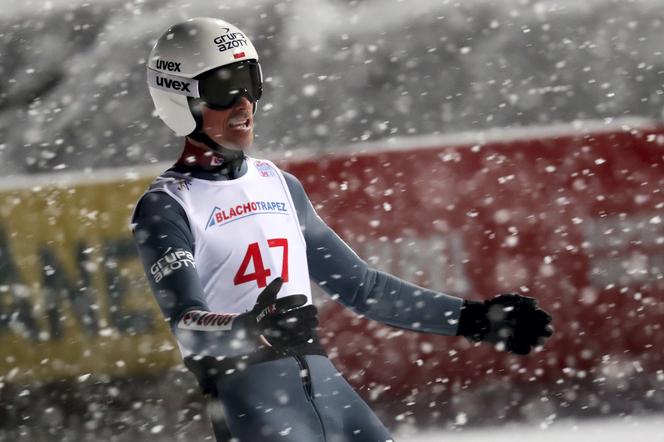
[0,174,180,384]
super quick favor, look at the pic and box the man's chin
[225,142,252,152]
[213,135,253,151]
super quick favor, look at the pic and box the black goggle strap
[256,62,263,90]
[148,61,262,102]
[147,68,200,98]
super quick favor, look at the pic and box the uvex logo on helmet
[155,59,181,72]
[155,75,191,92]
[147,69,200,98]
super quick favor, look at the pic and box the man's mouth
[228,116,251,131]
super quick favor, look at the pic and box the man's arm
[131,191,208,325]
[283,172,463,336]
[131,191,261,356]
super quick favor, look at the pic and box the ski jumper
[131,156,464,441]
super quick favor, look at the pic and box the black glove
[238,277,319,351]
[456,293,553,355]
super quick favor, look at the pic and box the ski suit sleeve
[131,191,263,356]
[283,171,463,336]
[131,191,207,326]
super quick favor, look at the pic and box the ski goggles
[147,59,263,109]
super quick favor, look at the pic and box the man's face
[199,96,254,150]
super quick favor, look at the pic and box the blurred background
[3,0,664,173]
[0,0,663,440]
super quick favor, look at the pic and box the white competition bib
[143,157,311,357]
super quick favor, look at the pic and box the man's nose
[232,95,253,110]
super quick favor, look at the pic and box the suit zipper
[293,354,327,441]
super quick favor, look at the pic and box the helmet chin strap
[186,131,247,179]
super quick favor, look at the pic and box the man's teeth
[229,118,249,128]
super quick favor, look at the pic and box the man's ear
[187,97,206,133]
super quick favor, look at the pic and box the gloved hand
[456,293,553,355]
[239,277,319,351]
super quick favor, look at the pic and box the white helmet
[147,17,262,137]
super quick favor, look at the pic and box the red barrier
[280,120,664,399]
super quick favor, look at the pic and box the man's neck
[175,138,248,180]
[178,138,227,169]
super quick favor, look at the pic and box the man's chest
[178,173,310,307]
[179,175,304,266]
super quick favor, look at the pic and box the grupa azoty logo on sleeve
[150,249,196,283]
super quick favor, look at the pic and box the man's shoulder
[249,158,300,184]
[246,156,278,176]
[245,156,296,183]
[132,169,190,208]
[147,169,193,193]
[276,169,307,203]
[244,156,307,203]
[131,169,190,224]
[131,187,188,225]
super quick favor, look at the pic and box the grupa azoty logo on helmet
[212,27,249,53]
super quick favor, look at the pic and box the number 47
[233,238,289,288]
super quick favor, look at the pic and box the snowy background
[401,414,664,441]
[1,0,664,174]
[1,0,664,440]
